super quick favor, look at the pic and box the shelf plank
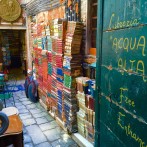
[92,28,97,31]
[92,3,97,6]
[92,16,97,19]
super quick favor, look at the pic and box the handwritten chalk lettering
[118,112,125,129]
[118,58,126,70]
[109,13,139,30]
[137,60,146,82]
[137,36,146,56]
[118,58,146,82]
[124,0,141,19]
[130,60,136,70]
[112,36,146,56]
[118,38,123,49]
[119,88,135,107]
[130,38,137,50]
[124,38,129,52]
[118,112,147,147]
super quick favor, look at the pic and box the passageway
[5,76,78,147]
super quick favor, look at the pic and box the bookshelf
[87,0,97,53]
[91,0,97,48]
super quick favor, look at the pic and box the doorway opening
[0,29,27,79]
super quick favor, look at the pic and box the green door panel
[103,0,147,31]
[98,0,147,146]
[100,96,147,147]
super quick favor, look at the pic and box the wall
[26,16,33,69]
[0,1,26,27]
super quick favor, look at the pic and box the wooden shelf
[92,3,97,6]
[92,16,97,19]
[87,0,98,49]
[39,99,49,111]
[92,28,97,31]
[0,26,27,30]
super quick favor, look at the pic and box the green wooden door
[97,0,147,146]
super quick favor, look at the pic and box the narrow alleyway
[6,77,78,147]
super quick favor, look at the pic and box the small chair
[0,111,9,135]
[0,74,17,107]
[0,111,23,147]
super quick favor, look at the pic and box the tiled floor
[5,79,78,147]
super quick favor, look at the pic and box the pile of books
[47,19,67,119]
[76,77,95,143]
[63,21,83,133]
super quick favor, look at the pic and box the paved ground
[6,79,78,147]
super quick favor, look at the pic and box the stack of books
[76,77,95,143]
[63,21,83,133]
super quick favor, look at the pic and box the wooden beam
[0,26,26,30]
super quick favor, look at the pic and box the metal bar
[95,0,104,146]
[25,0,65,16]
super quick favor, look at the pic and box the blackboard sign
[100,0,147,146]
